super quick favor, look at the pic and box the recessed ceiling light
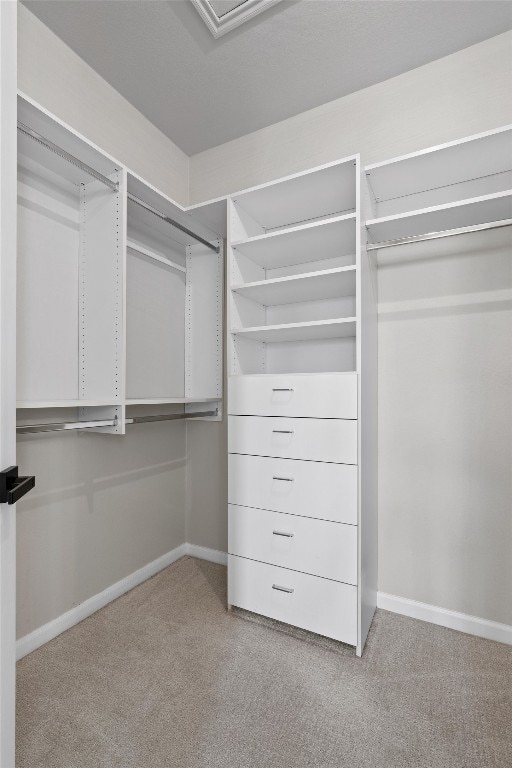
[191,0,283,38]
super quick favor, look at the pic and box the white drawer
[228,555,357,645]
[228,415,357,464]
[229,505,357,585]
[228,454,357,524]
[228,374,357,419]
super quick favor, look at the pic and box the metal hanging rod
[126,410,217,425]
[16,410,217,434]
[127,193,220,254]
[17,121,119,193]
[17,417,119,435]
[366,218,512,251]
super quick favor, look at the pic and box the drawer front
[228,454,357,524]
[228,374,357,419]
[228,555,357,646]
[229,505,357,585]
[228,415,357,464]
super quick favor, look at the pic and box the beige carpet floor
[16,556,512,768]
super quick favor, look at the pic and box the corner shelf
[16,400,122,409]
[231,318,357,344]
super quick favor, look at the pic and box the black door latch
[0,466,35,505]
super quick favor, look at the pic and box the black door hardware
[0,466,35,505]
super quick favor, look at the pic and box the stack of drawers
[227,372,359,646]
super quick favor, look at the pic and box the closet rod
[17,122,119,193]
[17,418,119,434]
[366,218,512,251]
[126,410,217,425]
[127,193,220,254]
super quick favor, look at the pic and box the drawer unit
[229,505,357,584]
[228,454,358,524]
[228,555,357,645]
[228,415,357,464]
[228,373,357,419]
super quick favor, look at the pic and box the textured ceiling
[22,0,512,155]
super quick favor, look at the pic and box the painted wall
[187,31,512,626]
[16,6,190,639]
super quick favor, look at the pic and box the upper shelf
[232,266,356,307]
[366,190,512,244]
[230,158,357,240]
[231,318,357,344]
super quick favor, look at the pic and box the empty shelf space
[230,213,356,271]
[232,266,356,306]
[125,397,219,405]
[16,400,121,409]
[127,240,186,273]
[365,125,512,213]
[231,318,357,343]
[230,159,357,240]
[366,190,512,244]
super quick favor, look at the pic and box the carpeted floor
[16,557,512,768]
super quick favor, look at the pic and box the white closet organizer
[365,124,512,247]
[227,158,378,656]
[16,94,224,435]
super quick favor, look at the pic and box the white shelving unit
[227,157,378,656]
[365,125,512,247]
[16,95,225,433]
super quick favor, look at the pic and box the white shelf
[231,213,356,269]
[127,240,186,273]
[16,400,120,409]
[366,190,512,244]
[232,266,356,306]
[231,318,356,343]
[125,397,219,406]
[365,125,512,204]
[232,158,356,234]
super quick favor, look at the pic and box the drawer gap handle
[272,476,294,482]
[272,430,294,434]
[272,530,294,538]
[272,388,294,392]
[272,584,294,594]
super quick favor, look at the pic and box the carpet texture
[16,557,512,768]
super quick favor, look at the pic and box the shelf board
[366,190,512,244]
[125,397,219,406]
[231,214,356,269]
[365,125,512,203]
[231,318,357,343]
[16,400,120,409]
[127,240,186,273]
[232,266,356,306]
[232,158,357,233]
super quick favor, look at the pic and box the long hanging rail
[127,193,220,254]
[16,410,217,435]
[366,218,512,251]
[17,121,119,192]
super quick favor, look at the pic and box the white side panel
[185,241,223,402]
[16,163,79,402]
[228,372,357,418]
[228,555,357,645]
[228,415,357,464]
[228,453,358,524]
[79,170,124,403]
[229,504,358,584]
[0,3,17,764]
[357,166,378,656]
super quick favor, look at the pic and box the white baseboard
[16,543,188,660]
[185,543,228,566]
[377,591,512,646]
[17,546,511,660]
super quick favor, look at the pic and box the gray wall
[16,7,190,639]
[187,31,512,626]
